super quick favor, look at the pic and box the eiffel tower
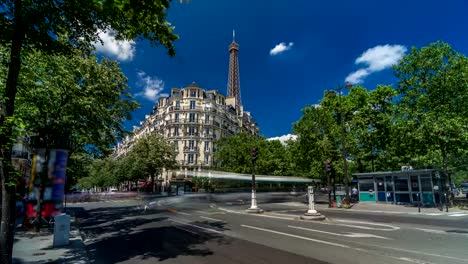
[227,30,242,110]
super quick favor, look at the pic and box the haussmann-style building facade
[114,32,259,187]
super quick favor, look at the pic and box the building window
[189,113,195,122]
[188,126,195,136]
[205,155,209,164]
[175,101,180,109]
[188,154,194,164]
[190,90,197,97]
[174,141,178,151]
[204,141,209,151]
[205,128,210,136]
[190,100,196,109]
[205,114,210,123]
[175,113,179,122]
[189,140,195,149]
[174,127,179,136]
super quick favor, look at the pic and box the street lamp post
[328,82,353,201]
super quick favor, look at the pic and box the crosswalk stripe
[426,213,444,216]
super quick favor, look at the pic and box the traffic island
[301,186,326,220]
[246,207,264,214]
[300,210,326,221]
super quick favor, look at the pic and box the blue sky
[94,0,468,139]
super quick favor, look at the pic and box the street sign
[433,185,439,191]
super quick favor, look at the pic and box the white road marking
[195,210,226,215]
[200,216,224,222]
[414,228,446,234]
[288,225,390,240]
[173,225,199,235]
[241,225,350,248]
[176,211,192,216]
[425,213,443,216]
[448,213,468,217]
[334,219,400,231]
[348,238,468,262]
[218,207,295,220]
[169,219,222,234]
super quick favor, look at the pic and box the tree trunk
[0,0,25,262]
[151,174,155,193]
[1,169,17,264]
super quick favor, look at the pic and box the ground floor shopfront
[354,169,448,206]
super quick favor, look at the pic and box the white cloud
[135,71,165,102]
[269,42,294,56]
[267,134,298,144]
[345,69,370,84]
[345,44,407,84]
[94,30,136,61]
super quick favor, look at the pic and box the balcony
[183,146,199,152]
[186,133,200,137]
[183,106,204,111]
[203,134,214,139]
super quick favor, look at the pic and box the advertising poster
[49,149,69,203]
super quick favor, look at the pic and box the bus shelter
[353,169,448,206]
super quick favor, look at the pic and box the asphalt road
[70,192,468,264]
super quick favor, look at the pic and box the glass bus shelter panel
[385,176,394,202]
[358,177,376,202]
[376,177,386,202]
[410,175,420,203]
[394,176,410,204]
[420,176,434,205]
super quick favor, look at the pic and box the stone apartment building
[114,32,259,173]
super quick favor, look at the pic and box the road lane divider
[288,225,391,240]
[167,208,192,215]
[173,225,199,235]
[333,219,400,231]
[195,210,226,215]
[241,224,350,248]
[169,219,223,234]
[200,216,225,222]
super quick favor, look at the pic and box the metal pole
[249,159,258,210]
[338,86,350,201]
[417,193,421,213]
[444,192,448,213]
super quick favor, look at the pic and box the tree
[293,102,339,181]
[393,41,468,179]
[129,134,177,193]
[15,49,139,154]
[214,133,297,176]
[0,1,178,261]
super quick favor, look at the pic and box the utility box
[53,213,71,247]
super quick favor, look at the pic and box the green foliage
[0,0,178,56]
[214,133,296,176]
[393,40,468,170]
[83,133,177,189]
[291,40,468,186]
[14,49,139,154]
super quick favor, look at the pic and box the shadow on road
[71,205,231,263]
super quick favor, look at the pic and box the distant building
[114,32,259,172]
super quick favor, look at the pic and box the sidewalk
[13,218,89,264]
[260,201,467,216]
[339,202,466,214]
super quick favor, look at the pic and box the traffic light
[251,147,258,162]
[325,160,332,172]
